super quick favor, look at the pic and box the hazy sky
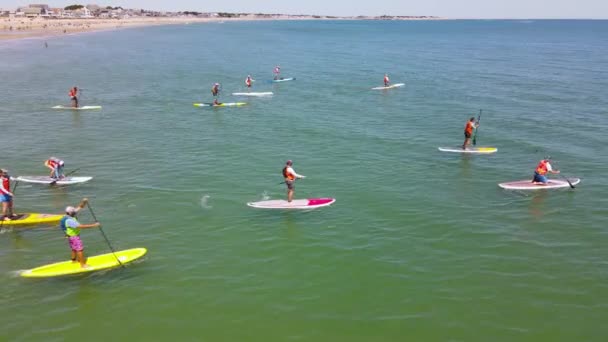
[1,0,607,19]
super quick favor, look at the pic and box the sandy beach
[0,15,442,41]
[0,17,223,41]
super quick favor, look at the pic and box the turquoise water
[1,20,607,340]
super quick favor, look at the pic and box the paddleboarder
[273,65,281,80]
[68,86,78,108]
[532,157,560,185]
[245,75,253,89]
[60,198,100,268]
[282,160,305,203]
[44,157,65,179]
[462,117,479,150]
[384,74,390,86]
[0,169,16,221]
[211,83,221,97]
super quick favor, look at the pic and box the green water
[1,20,607,340]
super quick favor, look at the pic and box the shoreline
[0,16,444,42]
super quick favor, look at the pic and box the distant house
[49,8,63,17]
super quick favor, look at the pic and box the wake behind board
[15,176,93,185]
[272,77,296,83]
[372,83,405,90]
[0,213,62,227]
[20,248,147,278]
[438,147,497,154]
[193,102,247,107]
[52,105,102,110]
[247,198,335,209]
[231,92,273,97]
[498,178,580,190]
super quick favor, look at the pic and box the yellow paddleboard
[0,213,62,227]
[21,248,147,278]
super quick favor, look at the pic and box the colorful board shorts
[285,180,295,190]
[533,172,548,183]
[68,235,84,252]
[0,194,12,203]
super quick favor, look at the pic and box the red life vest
[245,78,251,86]
[46,159,59,168]
[535,160,549,175]
[69,88,77,97]
[1,176,10,194]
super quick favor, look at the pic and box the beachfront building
[22,7,43,17]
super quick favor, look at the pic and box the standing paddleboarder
[462,117,479,150]
[282,160,305,203]
[211,83,221,97]
[60,198,100,268]
[383,74,390,87]
[0,169,16,221]
[245,75,253,89]
[273,65,281,80]
[68,86,79,108]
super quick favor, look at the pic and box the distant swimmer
[273,65,281,80]
[69,86,78,108]
[532,157,560,185]
[60,198,100,268]
[282,160,305,203]
[0,169,16,221]
[245,75,253,88]
[211,83,221,97]
[462,117,479,150]
[45,157,65,179]
[383,74,390,87]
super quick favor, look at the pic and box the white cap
[65,206,77,214]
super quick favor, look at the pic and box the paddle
[559,173,575,189]
[473,109,482,146]
[50,168,80,185]
[86,202,124,268]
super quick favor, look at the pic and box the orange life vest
[535,160,548,175]
[282,166,295,181]
[464,121,474,135]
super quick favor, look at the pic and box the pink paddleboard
[498,178,580,190]
[247,198,336,209]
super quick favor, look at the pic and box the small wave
[200,194,212,209]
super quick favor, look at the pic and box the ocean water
[0,20,607,341]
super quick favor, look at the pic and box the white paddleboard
[498,178,580,190]
[52,105,102,110]
[193,102,247,107]
[372,83,405,90]
[247,198,335,209]
[272,77,296,83]
[438,147,497,154]
[15,176,93,185]
[231,92,273,97]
